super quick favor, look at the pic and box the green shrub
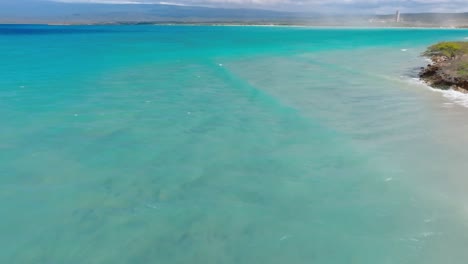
[424,42,468,58]
[457,62,468,77]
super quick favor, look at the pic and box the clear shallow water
[2,25,468,263]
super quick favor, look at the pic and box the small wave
[421,232,434,237]
[424,218,433,223]
[409,78,468,108]
[401,49,408,52]
[435,89,468,107]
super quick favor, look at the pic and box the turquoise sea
[2,25,468,263]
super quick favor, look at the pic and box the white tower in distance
[395,10,401,23]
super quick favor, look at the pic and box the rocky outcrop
[419,43,468,93]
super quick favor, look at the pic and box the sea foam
[410,78,468,107]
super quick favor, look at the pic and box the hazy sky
[6,0,468,13]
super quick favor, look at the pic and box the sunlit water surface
[1,25,468,263]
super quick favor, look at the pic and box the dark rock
[419,54,468,93]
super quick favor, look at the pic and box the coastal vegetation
[419,41,468,92]
[423,42,468,58]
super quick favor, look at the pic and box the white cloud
[53,0,153,3]
[49,0,468,13]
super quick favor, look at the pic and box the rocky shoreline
[419,42,468,93]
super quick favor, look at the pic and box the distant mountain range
[1,1,468,27]
[0,1,294,24]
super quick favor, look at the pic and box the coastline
[419,42,468,93]
[2,22,468,29]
